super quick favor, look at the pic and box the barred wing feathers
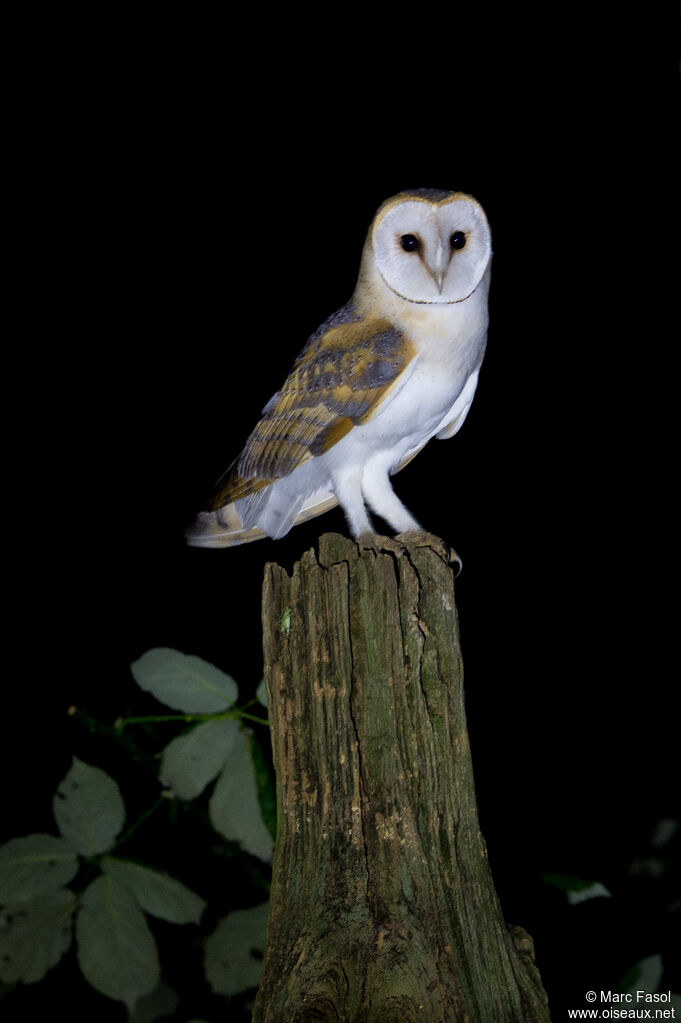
[185,305,416,547]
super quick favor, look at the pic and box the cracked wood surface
[252,533,551,1022]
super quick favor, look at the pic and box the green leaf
[128,982,179,1022]
[0,834,79,904]
[130,648,238,713]
[209,731,274,862]
[621,953,664,994]
[77,875,160,1012]
[53,758,126,856]
[204,902,269,996]
[247,734,277,842]
[103,859,206,925]
[160,718,239,800]
[542,872,612,903]
[255,677,268,707]
[651,817,678,848]
[566,881,611,904]
[542,872,595,892]
[0,888,76,983]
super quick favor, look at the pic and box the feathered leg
[361,467,421,534]
[331,466,374,538]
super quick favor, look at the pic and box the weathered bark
[252,533,551,1022]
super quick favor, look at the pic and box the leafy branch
[115,706,269,729]
[0,647,274,1018]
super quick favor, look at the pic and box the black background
[4,9,679,1020]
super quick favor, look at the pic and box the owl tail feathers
[184,504,268,548]
[185,489,341,548]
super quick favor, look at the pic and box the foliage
[4,646,677,1017]
[541,822,681,1011]
[0,648,273,1020]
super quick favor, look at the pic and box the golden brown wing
[211,303,415,510]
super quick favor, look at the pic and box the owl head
[366,188,492,304]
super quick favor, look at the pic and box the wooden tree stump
[252,533,551,1022]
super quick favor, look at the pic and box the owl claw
[394,531,463,575]
[357,533,409,559]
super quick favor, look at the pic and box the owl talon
[395,531,463,575]
[357,533,408,559]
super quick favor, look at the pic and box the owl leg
[331,467,374,538]
[361,467,462,572]
[361,467,421,534]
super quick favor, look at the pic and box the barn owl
[186,189,492,555]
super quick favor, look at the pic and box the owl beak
[429,242,448,293]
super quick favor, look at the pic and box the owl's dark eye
[450,231,467,250]
[400,234,420,252]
